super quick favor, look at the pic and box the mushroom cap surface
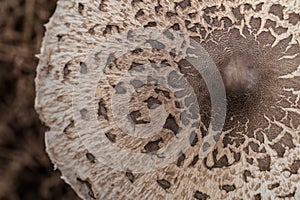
[35,0,300,199]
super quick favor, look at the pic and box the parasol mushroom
[35,0,300,199]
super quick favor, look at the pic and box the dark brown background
[0,0,80,199]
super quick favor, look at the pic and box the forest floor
[0,0,80,199]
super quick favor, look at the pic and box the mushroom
[35,0,300,199]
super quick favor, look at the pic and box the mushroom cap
[35,0,300,199]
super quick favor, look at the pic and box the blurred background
[0,0,80,199]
